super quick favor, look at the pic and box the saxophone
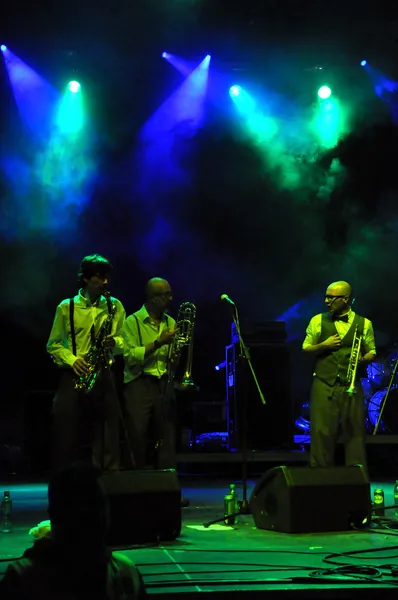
[74,291,116,394]
[346,325,363,395]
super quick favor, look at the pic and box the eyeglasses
[325,295,345,301]
[154,292,172,298]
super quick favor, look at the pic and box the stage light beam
[361,60,367,67]
[2,48,59,138]
[137,53,211,215]
[1,45,7,52]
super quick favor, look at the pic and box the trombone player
[122,278,177,470]
[302,281,376,470]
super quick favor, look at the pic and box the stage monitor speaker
[100,469,181,545]
[249,465,370,533]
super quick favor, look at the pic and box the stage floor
[1,477,398,597]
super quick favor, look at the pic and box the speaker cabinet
[249,465,370,533]
[228,342,293,451]
[100,469,181,545]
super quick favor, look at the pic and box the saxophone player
[122,278,177,471]
[302,281,376,470]
[46,254,126,471]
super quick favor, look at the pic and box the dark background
[1,0,398,455]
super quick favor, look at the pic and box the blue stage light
[229,85,241,97]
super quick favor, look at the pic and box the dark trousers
[124,375,176,470]
[310,376,367,470]
[52,370,120,471]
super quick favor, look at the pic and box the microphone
[220,294,235,306]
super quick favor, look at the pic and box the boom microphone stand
[101,293,136,471]
[95,333,135,471]
[106,360,136,470]
[203,295,265,527]
[373,358,398,435]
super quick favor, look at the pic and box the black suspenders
[69,298,77,356]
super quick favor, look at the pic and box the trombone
[168,301,197,391]
[155,301,196,451]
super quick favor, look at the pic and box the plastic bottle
[223,493,234,525]
[229,483,236,502]
[0,491,12,533]
[373,488,385,517]
[394,481,398,517]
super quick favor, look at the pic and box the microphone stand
[98,290,136,471]
[203,300,265,527]
[373,358,398,435]
[98,345,136,472]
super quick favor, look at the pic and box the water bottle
[224,493,235,525]
[373,488,385,517]
[394,481,398,517]
[229,483,236,504]
[224,483,238,525]
[0,491,12,533]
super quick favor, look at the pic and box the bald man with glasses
[302,281,376,470]
[122,278,177,470]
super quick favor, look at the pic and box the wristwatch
[154,339,161,350]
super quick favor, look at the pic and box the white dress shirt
[123,304,177,384]
[302,309,376,355]
[46,289,126,368]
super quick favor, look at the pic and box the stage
[175,435,398,479]
[1,476,398,598]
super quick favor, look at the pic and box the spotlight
[317,85,332,100]
[162,52,170,59]
[360,60,367,67]
[215,361,226,371]
[229,85,241,97]
[0,45,6,52]
[200,54,211,68]
[68,80,81,93]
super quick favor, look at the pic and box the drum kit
[295,348,398,436]
[363,349,398,434]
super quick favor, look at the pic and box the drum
[367,362,388,387]
[360,377,372,400]
[367,386,398,433]
[295,402,310,432]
